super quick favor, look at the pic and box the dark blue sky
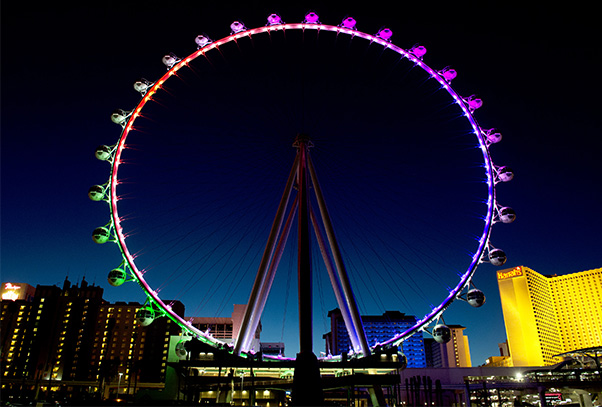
[2,2,600,365]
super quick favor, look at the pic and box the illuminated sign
[545,393,563,402]
[0,282,35,302]
[497,267,523,281]
[1,282,35,302]
[2,283,22,301]
[2,292,19,301]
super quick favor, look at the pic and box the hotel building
[497,265,602,366]
[0,277,185,401]
[424,325,472,368]
[324,309,427,368]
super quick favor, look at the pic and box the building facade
[91,299,185,398]
[1,278,105,400]
[187,304,261,352]
[324,309,426,368]
[497,265,602,366]
[0,277,185,403]
[424,325,472,368]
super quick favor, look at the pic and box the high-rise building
[1,277,105,386]
[497,266,602,366]
[91,299,184,396]
[424,325,472,368]
[0,277,185,402]
[324,309,426,368]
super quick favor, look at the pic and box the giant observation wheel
[90,12,515,360]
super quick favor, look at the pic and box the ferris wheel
[90,12,515,360]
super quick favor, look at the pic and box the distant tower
[424,325,472,367]
[63,276,71,290]
[498,340,509,357]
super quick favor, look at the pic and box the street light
[117,372,123,398]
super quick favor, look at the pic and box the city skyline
[2,2,601,366]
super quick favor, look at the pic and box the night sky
[2,2,601,365]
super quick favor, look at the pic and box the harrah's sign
[497,267,523,281]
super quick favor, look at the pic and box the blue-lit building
[324,309,427,368]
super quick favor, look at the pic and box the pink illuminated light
[230,21,246,34]
[376,28,392,41]
[440,67,457,82]
[267,14,282,25]
[304,12,319,24]
[411,45,427,58]
[341,17,356,30]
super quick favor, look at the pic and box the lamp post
[117,372,123,399]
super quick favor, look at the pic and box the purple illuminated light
[304,12,320,24]
[195,35,212,49]
[341,17,356,30]
[484,128,502,144]
[410,45,427,59]
[440,67,457,82]
[376,28,392,41]
[465,95,483,112]
[230,21,246,34]
[267,13,282,26]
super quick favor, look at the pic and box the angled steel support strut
[234,154,300,355]
[307,155,371,356]
[309,205,361,353]
[252,198,299,350]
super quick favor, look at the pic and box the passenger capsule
[267,14,282,26]
[88,185,105,201]
[195,34,212,49]
[108,268,127,287]
[340,17,357,30]
[162,53,179,69]
[304,12,319,24]
[467,288,486,307]
[133,78,152,95]
[497,166,514,182]
[136,307,155,326]
[410,45,427,59]
[95,145,112,161]
[175,340,188,359]
[499,207,516,223]
[489,248,507,266]
[439,67,457,83]
[465,95,483,112]
[110,109,129,125]
[92,227,111,244]
[433,324,451,344]
[376,28,393,41]
[230,21,246,34]
[484,128,502,144]
[397,349,408,370]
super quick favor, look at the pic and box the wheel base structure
[292,351,324,406]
